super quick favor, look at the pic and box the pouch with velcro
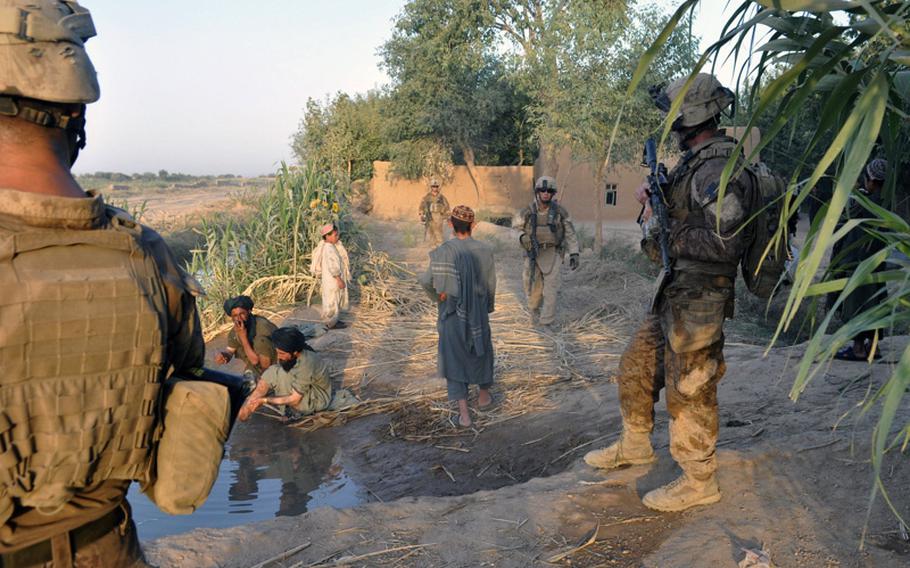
[663,286,730,353]
[144,380,230,514]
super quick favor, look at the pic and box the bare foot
[457,399,472,427]
[477,388,493,409]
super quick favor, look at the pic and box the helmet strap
[0,96,86,164]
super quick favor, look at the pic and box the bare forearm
[238,335,261,366]
[267,391,303,406]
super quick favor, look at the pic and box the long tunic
[310,240,351,325]
[260,351,333,416]
[419,237,497,385]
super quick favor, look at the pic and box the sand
[139,202,909,567]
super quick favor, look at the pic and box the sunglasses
[536,188,556,194]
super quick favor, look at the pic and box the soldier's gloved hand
[569,254,579,271]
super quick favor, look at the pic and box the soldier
[833,158,889,361]
[0,2,208,564]
[419,178,450,247]
[517,176,580,329]
[584,73,755,512]
[214,295,277,380]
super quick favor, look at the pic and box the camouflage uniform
[586,74,754,512]
[419,190,450,247]
[518,191,579,327]
[0,189,205,566]
[623,134,751,479]
[0,2,208,565]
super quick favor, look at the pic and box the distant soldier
[215,295,277,381]
[584,73,759,512]
[833,158,889,361]
[0,1,218,563]
[419,178,450,246]
[517,176,580,329]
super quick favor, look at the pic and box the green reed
[188,163,354,333]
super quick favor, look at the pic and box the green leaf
[777,72,888,339]
[756,38,812,52]
[889,50,910,66]
[757,0,859,9]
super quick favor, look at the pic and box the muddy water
[130,417,366,541]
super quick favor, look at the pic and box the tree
[292,91,388,182]
[381,0,527,199]
[484,0,698,170]
[629,0,910,534]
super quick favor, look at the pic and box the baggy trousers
[617,314,726,480]
[427,216,446,247]
[523,251,561,325]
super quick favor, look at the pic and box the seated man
[238,327,333,421]
[215,295,277,380]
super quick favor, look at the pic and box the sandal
[835,345,868,361]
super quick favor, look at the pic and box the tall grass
[188,163,353,333]
[619,0,910,538]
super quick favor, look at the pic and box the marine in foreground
[585,73,768,512]
[0,2,232,565]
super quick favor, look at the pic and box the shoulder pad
[104,204,142,234]
[690,157,744,207]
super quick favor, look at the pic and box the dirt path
[146,217,910,567]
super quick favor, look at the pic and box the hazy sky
[74,1,741,176]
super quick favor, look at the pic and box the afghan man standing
[419,205,497,427]
[310,223,351,329]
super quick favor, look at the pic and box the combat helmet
[0,0,98,157]
[865,158,887,181]
[650,73,734,131]
[535,176,557,192]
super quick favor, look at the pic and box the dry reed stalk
[249,236,629,443]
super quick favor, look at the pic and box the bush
[187,163,358,334]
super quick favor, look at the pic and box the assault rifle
[526,209,541,287]
[642,138,672,273]
[173,367,249,430]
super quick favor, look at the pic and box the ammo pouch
[143,380,230,515]
[661,271,733,353]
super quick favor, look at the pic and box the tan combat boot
[583,430,656,469]
[641,473,721,512]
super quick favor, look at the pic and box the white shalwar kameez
[311,240,351,327]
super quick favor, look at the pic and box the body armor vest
[526,202,566,250]
[0,207,168,517]
[666,137,739,219]
[429,196,448,216]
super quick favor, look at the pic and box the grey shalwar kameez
[419,237,497,400]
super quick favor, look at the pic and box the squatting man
[215,294,278,384]
[239,327,334,421]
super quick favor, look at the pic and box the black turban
[223,295,254,315]
[271,327,313,353]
